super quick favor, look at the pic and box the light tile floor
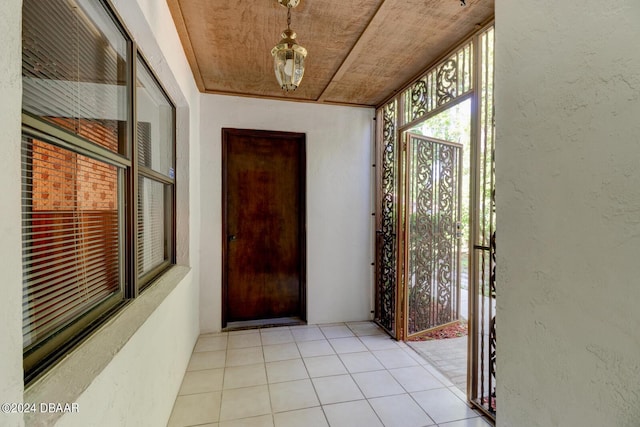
[408,336,468,392]
[168,322,491,427]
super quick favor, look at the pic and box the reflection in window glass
[137,58,174,177]
[21,0,176,380]
[21,136,121,349]
[22,0,128,154]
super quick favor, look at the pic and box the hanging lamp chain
[287,6,291,29]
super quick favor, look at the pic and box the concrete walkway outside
[407,287,495,397]
[408,336,467,393]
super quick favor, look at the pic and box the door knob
[228,234,237,241]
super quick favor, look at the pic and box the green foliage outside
[408,99,472,290]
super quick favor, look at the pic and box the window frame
[133,53,177,292]
[21,0,177,383]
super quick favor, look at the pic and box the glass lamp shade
[277,0,300,7]
[271,29,307,91]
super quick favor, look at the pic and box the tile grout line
[260,332,277,427]
[175,323,487,427]
[326,323,386,427]
[217,333,228,424]
[292,330,332,427]
[349,323,469,427]
[313,323,378,425]
[345,322,433,427]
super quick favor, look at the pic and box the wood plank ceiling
[167,0,494,107]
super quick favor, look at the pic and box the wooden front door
[222,128,306,327]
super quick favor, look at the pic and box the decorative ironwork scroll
[434,143,458,325]
[489,227,497,406]
[472,26,496,418]
[407,138,435,334]
[375,101,397,334]
[406,135,462,335]
[488,199,497,413]
[436,59,458,106]
[410,79,429,121]
[403,42,472,124]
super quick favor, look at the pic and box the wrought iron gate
[374,101,398,336]
[374,22,496,423]
[405,133,462,336]
[469,26,496,418]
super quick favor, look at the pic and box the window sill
[23,265,191,426]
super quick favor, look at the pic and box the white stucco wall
[200,95,375,332]
[496,1,640,426]
[0,1,26,427]
[54,269,198,427]
[0,0,202,425]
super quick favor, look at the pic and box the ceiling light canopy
[271,0,307,91]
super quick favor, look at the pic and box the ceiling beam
[167,0,206,92]
[202,88,373,108]
[315,0,387,103]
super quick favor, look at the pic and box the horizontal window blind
[22,0,128,154]
[136,57,175,178]
[137,122,152,169]
[21,135,122,349]
[137,177,166,277]
[21,0,176,379]
[136,56,174,281]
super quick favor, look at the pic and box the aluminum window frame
[21,0,177,383]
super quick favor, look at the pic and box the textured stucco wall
[54,269,198,427]
[0,1,25,427]
[495,1,640,425]
[199,95,375,332]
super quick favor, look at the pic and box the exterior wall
[0,0,202,425]
[200,95,375,332]
[0,0,26,426]
[495,1,640,425]
[55,269,198,427]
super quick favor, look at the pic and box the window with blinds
[138,177,166,277]
[21,136,123,352]
[21,0,175,381]
[136,57,175,283]
[136,57,175,178]
[22,0,128,154]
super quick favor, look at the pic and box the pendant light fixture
[271,0,307,91]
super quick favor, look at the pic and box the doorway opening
[404,98,471,394]
[373,24,496,420]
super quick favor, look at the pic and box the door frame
[401,132,463,340]
[221,128,307,329]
